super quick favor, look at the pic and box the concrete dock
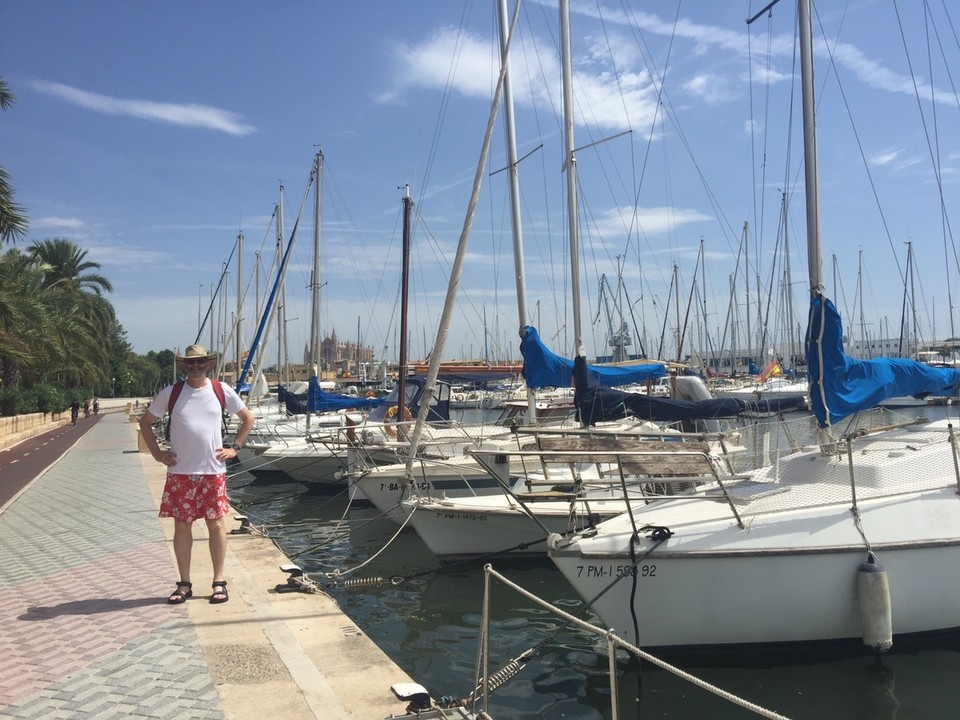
[0,403,415,719]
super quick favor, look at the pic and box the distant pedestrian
[139,344,254,605]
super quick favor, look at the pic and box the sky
[4,0,960,368]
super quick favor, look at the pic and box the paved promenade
[0,406,413,719]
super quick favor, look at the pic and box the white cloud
[383,25,660,131]
[33,216,85,230]
[86,242,169,269]
[870,148,902,166]
[743,61,791,86]
[683,74,730,104]
[378,27,495,104]
[31,81,255,136]
[593,205,711,237]
[572,2,957,108]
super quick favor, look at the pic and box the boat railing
[465,564,790,720]
[309,418,521,458]
[466,439,748,526]
[513,423,736,443]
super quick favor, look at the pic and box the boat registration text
[576,564,656,579]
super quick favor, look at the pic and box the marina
[227,403,960,719]
[3,401,960,718]
[6,1,960,717]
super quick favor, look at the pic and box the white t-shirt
[147,380,246,474]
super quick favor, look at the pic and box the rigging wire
[894,0,960,342]
[809,4,903,285]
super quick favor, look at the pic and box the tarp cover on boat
[572,356,806,427]
[520,325,667,389]
[283,376,383,415]
[807,295,960,426]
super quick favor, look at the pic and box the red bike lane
[0,414,103,510]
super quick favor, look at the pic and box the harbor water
[227,405,960,719]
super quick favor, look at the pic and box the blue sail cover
[520,326,666,389]
[572,356,805,426]
[284,376,384,415]
[807,295,960,426]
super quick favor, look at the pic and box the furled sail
[520,325,666,389]
[283,376,383,415]
[807,295,960,426]
[572,355,805,426]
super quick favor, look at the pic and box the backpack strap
[164,381,186,441]
[168,380,186,414]
[211,380,228,435]
[164,380,226,440]
[210,380,226,409]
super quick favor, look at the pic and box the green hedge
[0,384,73,416]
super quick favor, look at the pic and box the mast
[276,182,285,387]
[799,0,823,296]
[496,0,538,421]
[306,151,323,431]
[310,151,323,375]
[396,184,412,426]
[744,221,752,367]
[209,283,214,351]
[237,169,315,393]
[560,0,584,360]
[782,192,796,366]
[728,273,738,373]
[403,0,518,475]
[701,239,708,370]
[236,230,243,384]
[673,263,681,361]
[858,249,866,358]
[909,241,918,358]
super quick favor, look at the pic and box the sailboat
[395,0,792,559]
[261,180,528,486]
[547,0,960,653]
[244,152,388,483]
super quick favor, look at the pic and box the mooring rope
[489,567,791,720]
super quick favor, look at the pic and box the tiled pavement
[0,412,222,719]
[0,408,417,720]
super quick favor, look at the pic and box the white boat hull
[353,458,506,522]
[549,419,960,649]
[552,524,960,648]
[404,492,639,558]
[263,444,398,485]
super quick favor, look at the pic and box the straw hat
[175,344,218,366]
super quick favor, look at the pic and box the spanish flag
[759,359,783,382]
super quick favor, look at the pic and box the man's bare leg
[169,520,194,602]
[207,516,228,602]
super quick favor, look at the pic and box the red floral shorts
[159,473,230,523]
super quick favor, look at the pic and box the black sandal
[168,581,193,604]
[210,580,229,604]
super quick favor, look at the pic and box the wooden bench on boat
[533,435,716,479]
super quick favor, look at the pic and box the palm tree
[0,77,28,245]
[2,240,115,391]
[28,238,113,294]
[0,249,49,385]
[28,240,114,389]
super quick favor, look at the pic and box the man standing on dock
[139,344,254,605]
